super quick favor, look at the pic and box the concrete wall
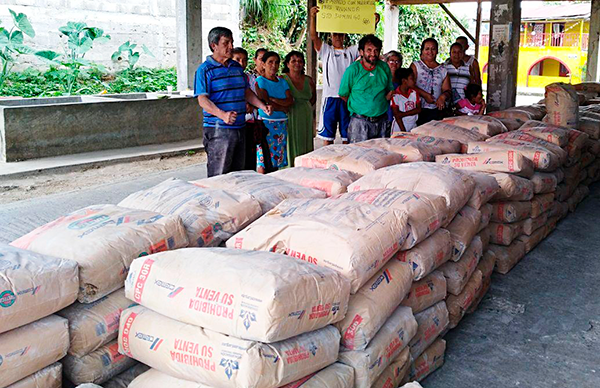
[0,0,240,71]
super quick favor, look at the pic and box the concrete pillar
[486,0,521,111]
[383,3,400,54]
[176,0,203,91]
[587,0,600,82]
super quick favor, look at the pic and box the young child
[255,51,294,172]
[390,68,421,134]
[457,83,486,115]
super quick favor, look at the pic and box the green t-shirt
[338,59,394,118]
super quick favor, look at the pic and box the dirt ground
[0,152,207,205]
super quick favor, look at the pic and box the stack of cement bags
[118,248,351,387]
[229,196,422,385]
[339,162,482,382]
[191,170,328,213]
[8,205,189,386]
[0,244,77,388]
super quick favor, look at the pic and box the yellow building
[479,4,590,88]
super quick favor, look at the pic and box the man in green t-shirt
[339,34,394,143]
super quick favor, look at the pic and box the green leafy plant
[0,9,35,88]
[35,22,110,94]
[111,41,154,70]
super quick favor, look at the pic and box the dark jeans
[203,124,245,177]
[347,114,390,143]
[417,108,443,126]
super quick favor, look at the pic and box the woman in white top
[410,38,452,125]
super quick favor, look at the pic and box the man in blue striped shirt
[195,27,272,177]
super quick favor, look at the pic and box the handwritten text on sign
[316,0,376,35]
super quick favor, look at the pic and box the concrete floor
[426,182,600,388]
[1,167,599,387]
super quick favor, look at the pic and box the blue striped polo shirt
[194,56,248,129]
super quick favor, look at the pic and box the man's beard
[365,56,377,65]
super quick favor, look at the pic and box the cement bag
[581,152,595,168]
[578,117,600,140]
[408,301,449,359]
[478,226,491,251]
[390,132,462,154]
[488,132,568,164]
[586,139,600,155]
[436,151,534,178]
[497,117,525,131]
[530,172,558,194]
[119,305,340,388]
[336,189,447,250]
[0,244,78,334]
[352,138,441,162]
[131,364,355,388]
[447,270,483,329]
[520,121,588,157]
[338,306,417,388]
[191,171,327,214]
[531,193,555,218]
[468,141,560,171]
[516,120,570,146]
[515,105,547,120]
[490,173,534,201]
[438,236,482,295]
[401,271,447,314]
[103,363,150,388]
[6,362,61,388]
[11,205,188,303]
[544,82,579,128]
[491,201,532,223]
[412,122,489,149]
[118,179,262,247]
[479,204,492,232]
[279,363,355,388]
[446,206,481,261]
[0,315,69,387]
[490,241,526,274]
[488,109,534,122]
[489,221,525,246]
[269,167,360,196]
[127,248,349,343]
[348,162,475,222]
[294,145,403,176]
[465,172,500,209]
[568,185,590,212]
[395,228,452,281]
[57,288,135,357]
[337,259,412,351]
[442,115,507,136]
[574,82,600,93]
[546,216,560,237]
[63,340,136,385]
[467,250,497,314]
[371,347,410,388]
[228,199,409,293]
[517,226,547,253]
[555,183,574,202]
[408,338,446,382]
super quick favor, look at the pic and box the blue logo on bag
[240,310,257,330]
[220,358,239,379]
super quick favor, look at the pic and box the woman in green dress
[282,51,316,166]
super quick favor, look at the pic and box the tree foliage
[240,0,460,71]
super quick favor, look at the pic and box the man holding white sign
[309,3,379,145]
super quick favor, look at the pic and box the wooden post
[475,0,482,59]
[306,0,318,81]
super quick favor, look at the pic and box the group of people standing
[195,11,485,177]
